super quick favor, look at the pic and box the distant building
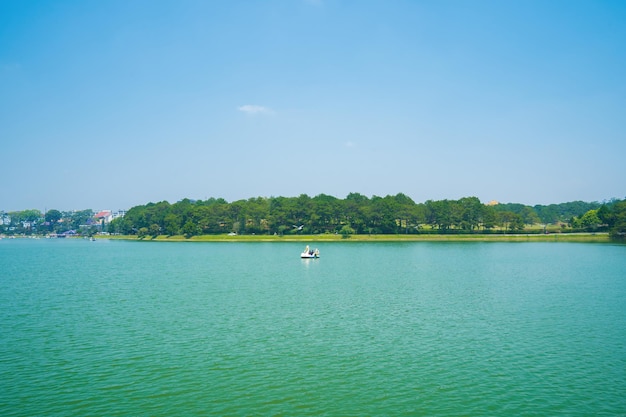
[486,200,499,206]
[94,209,126,224]
[94,210,113,223]
[0,212,10,226]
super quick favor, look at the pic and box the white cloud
[345,141,356,148]
[238,105,273,115]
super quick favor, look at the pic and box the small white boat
[301,245,320,259]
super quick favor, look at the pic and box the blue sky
[1,0,624,212]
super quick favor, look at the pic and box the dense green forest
[3,194,624,238]
[109,194,622,238]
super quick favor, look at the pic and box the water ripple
[1,240,625,415]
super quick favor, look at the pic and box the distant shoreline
[101,232,614,243]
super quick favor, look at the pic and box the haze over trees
[0,209,96,235]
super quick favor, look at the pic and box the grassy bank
[103,232,613,243]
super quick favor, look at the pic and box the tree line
[3,194,624,238]
[104,194,623,238]
[0,209,96,235]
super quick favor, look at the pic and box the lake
[1,238,625,416]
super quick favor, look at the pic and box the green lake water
[1,238,625,416]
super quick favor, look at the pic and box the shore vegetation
[3,194,624,241]
[106,194,624,241]
[103,232,612,243]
